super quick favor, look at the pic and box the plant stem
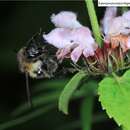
[85,0,102,47]
[80,95,94,130]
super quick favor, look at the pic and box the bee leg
[25,73,32,108]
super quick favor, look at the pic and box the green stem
[80,95,94,130]
[85,0,102,47]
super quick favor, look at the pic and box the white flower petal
[102,7,117,35]
[70,27,95,47]
[71,46,83,63]
[108,17,130,36]
[51,11,82,29]
[44,14,97,63]
[122,10,130,21]
[83,47,95,58]
[56,45,72,60]
[43,28,73,49]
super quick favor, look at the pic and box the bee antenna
[25,73,33,108]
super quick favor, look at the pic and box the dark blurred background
[0,1,118,130]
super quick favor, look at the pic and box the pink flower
[43,26,97,63]
[122,10,130,21]
[102,7,130,37]
[51,11,82,29]
[70,27,97,62]
[43,11,98,63]
[108,17,130,36]
[43,28,73,49]
[102,7,130,51]
[101,7,117,35]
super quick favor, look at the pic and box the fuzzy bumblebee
[17,31,58,79]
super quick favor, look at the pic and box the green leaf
[80,95,94,130]
[98,70,130,130]
[59,71,87,114]
[122,126,128,130]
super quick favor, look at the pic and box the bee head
[25,30,47,59]
[17,29,59,79]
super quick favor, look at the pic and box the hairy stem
[85,0,102,47]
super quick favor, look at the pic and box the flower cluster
[43,8,130,75]
[43,11,98,63]
[102,7,130,52]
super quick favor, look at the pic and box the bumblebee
[17,30,77,106]
[17,30,58,79]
